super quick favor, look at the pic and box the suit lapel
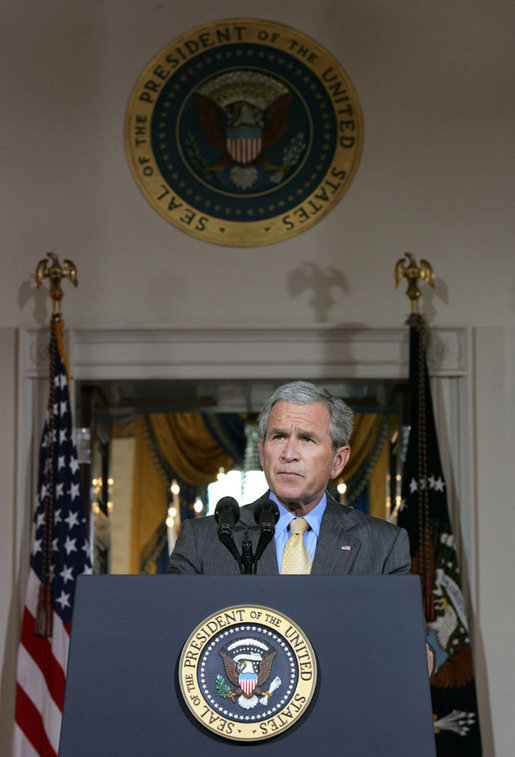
[311,496,362,575]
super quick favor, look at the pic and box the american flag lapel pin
[341,545,352,551]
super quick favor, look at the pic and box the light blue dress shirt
[269,492,327,570]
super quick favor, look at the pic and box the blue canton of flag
[14,317,92,757]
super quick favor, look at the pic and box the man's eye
[301,436,313,443]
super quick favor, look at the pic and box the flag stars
[433,476,445,492]
[68,483,81,501]
[65,511,80,530]
[427,474,446,492]
[63,536,77,555]
[60,565,74,584]
[408,474,446,494]
[26,333,93,658]
[56,590,71,610]
[69,457,80,474]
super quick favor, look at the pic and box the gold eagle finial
[34,252,78,316]
[394,252,434,313]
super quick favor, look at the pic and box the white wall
[473,328,515,755]
[1,1,514,754]
[0,331,17,750]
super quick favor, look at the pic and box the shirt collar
[269,491,327,537]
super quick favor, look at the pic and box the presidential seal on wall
[178,604,317,741]
[124,19,362,246]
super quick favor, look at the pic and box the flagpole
[394,254,482,754]
[394,252,436,617]
[33,254,80,633]
[14,252,90,756]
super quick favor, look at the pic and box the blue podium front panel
[59,575,435,756]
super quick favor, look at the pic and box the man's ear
[331,445,350,479]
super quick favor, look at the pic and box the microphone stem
[241,532,254,574]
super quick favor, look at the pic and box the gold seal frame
[125,19,363,246]
[178,604,317,741]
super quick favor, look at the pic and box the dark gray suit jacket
[167,492,411,575]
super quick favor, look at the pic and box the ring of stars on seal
[125,18,362,246]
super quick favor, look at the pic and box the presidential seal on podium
[178,604,317,741]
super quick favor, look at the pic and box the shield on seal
[239,670,258,696]
[226,128,262,165]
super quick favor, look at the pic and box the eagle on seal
[194,71,295,188]
[219,648,277,706]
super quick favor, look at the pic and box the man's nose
[281,438,299,460]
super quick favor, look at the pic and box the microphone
[214,496,240,527]
[253,499,280,565]
[214,497,241,568]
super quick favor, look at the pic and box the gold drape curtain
[331,413,392,520]
[130,413,235,572]
[368,435,389,520]
[149,413,234,485]
[130,417,168,573]
[343,414,383,479]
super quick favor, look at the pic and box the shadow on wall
[287,262,348,322]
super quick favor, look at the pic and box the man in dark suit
[168,381,411,576]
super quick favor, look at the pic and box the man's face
[258,401,350,515]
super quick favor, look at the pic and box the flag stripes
[14,688,56,757]
[19,608,67,709]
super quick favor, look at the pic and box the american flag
[397,315,481,756]
[14,317,92,757]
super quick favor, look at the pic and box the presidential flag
[14,317,92,757]
[398,315,481,755]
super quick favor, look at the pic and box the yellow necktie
[280,518,312,574]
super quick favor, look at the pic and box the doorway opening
[75,378,409,574]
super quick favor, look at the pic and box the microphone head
[254,499,280,527]
[214,496,240,526]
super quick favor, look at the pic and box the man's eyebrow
[268,425,320,439]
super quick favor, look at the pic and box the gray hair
[257,381,354,448]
